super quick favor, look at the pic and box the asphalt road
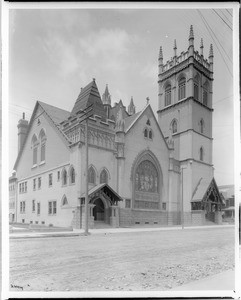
[9,227,235,292]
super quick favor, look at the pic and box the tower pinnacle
[173,39,177,57]
[209,44,213,58]
[128,96,136,115]
[189,25,194,40]
[200,38,204,56]
[102,84,111,106]
[159,46,163,61]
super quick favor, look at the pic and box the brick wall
[119,208,132,227]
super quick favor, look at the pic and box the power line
[212,9,232,31]
[220,10,233,27]
[213,94,233,105]
[197,10,233,77]
[225,9,233,17]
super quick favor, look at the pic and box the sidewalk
[9,224,234,239]
[172,269,235,291]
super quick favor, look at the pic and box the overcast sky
[8,5,236,186]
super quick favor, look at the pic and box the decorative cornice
[157,97,213,113]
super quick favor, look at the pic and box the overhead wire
[197,10,233,77]
[219,10,233,28]
[212,9,232,31]
[225,9,233,17]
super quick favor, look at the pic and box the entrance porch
[78,183,122,229]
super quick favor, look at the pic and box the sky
[7,5,236,186]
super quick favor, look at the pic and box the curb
[9,224,235,240]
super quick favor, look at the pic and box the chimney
[17,112,29,152]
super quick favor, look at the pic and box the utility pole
[78,104,93,236]
[181,167,184,230]
[84,117,89,235]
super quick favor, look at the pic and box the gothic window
[203,81,209,106]
[144,128,148,138]
[149,130,153,139]
[171,119,177,134]
[199,147,204,161]
[62,195,68,206]
[165,84,171,106]
[62,168,67,186]
[88,166,96,185]
[39,129,46,163]
[194,74,200,101]
[135,160,158,193]
[69,167,75,184]
[100,169,108,184]
[178,77,186,100]
[31,134,38,166]
[200,119,204,134]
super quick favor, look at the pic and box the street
[10,227,235,292]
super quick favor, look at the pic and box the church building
[10,26,224,228]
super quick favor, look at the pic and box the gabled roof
[81,183,123,203]
[13,101,71,171]
[124,104,169,150]
[124,111,141,131]
[38,101,70,125]
[192,177,224,204]
[71,80,106,119]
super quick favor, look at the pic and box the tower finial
[174,39,177,50]
[128,96,136,115]
[173,39,177,58]
[159,46,163,60]
[189,25,194,40]
[209,44,213,57]
[200,38,204,56]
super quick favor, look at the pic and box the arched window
[100,169,108,184]
[31,134,38,165]
[88,166,96,185]
[171,119,177,134]
[62,195,68,206]
[144,128,148,138]
[62,168,67,186]
[135,160,159,193]
[178,77,186,100]
[199,147,204,161]
[149,130,153,139]
[69,167,75,184]
[39,129,46,163]
[200,119,204,134]
[194,75,200,100]
[165,84,171,106]
[203,81,209,106]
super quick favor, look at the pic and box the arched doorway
[93,198,105,221]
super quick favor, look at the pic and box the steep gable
[125,104,169,150]
[14,101,71,171]
[71,79,106,119]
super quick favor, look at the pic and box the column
[110,205,119,228]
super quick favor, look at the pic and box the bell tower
[157,26,215,217]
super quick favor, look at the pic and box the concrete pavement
[172,269,235,291]
[9,224,235,239]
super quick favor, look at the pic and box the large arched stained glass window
[135,160,158,193]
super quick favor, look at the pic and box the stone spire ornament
[128,96,136,115]
[102,84,111,105]
[200,38,204,56]
[189,25,194,40]
[159,46,163,61]
[209,44,213,58]
[173,39,177,57]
